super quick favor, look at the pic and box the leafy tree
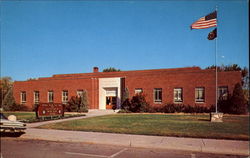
[1,77,14,110]
[205,64,242,72]
[103,67,121,72]
[2,87,15,111]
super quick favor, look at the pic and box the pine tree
[79,90,88,112]
[229,83,247,114]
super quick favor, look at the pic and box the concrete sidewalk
[27,109,117,128]
[21,128,249,156]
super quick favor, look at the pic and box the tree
[66,90,88,112]
[130,93,150,112]
[121,87,130,112]
[121,87,129,104]
[0,77,14,110]
[103,67,121,72]
[206,64,249,104]
[2,87,15,111]
[79,90,88,112]
[218,83,248,114]
[205,64,242,72]
[229,83,248,114]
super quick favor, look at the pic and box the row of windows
[20,90,84,104]
[20,87,228,104]
[135,87,228,104]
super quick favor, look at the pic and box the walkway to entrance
[27,109,117,128]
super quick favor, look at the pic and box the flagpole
[215,5,218,113]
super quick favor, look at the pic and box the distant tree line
[103,67,121,72]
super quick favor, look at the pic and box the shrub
[154,103,212,113]
[66,92,89,113]
[218,83,248,114]
[130,93,150,112]
[229,83,247,114]
[9,103,29,111]
[121,98,131,112]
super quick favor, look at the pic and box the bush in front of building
[153,104,213,113]
[120,93,151,113]
[218,83,248,114]
[66,94,88,113]
[7,103,29,111]
[129,93,151,112]
[120,99,131,113]
[229,83,248,114]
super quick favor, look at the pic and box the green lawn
[3,112,35,120]
[3,112,85,123]
[39,113,249,140]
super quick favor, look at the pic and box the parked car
[0,113,26,136]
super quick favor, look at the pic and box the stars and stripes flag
[190,11,217,29]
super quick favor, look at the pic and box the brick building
[13,67,241,110]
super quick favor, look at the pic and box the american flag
[191,11,217,29]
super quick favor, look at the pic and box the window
[77,90,83,97]
[48,91,54,103]
[195,87,205,102]
[154,88,162,103]
[135,88,143,94]
[174,88,183,103]
[21,91,26,104]
[218,86,228,100]
[34,91,39,103]
[62,90,68,103]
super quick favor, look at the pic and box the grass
[39,113,249,140]
[3,112,86,123]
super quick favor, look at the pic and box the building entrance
[106,96,117,109]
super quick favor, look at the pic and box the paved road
[1,138,247,158]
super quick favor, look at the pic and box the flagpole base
[210,112,223,122]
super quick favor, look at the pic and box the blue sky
[1,0,249,81]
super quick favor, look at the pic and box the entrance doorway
[106,96,117,109]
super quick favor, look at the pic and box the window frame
[62,90,68,103]
[195,87,205,103]
[34,91,40,104]
[154,88,162,104]
[21,91,26,104]
[218,86,228,100]
[174,88,183,103]
[48,91,54,103]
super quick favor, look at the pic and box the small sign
[37,103,64,118]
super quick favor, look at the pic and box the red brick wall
[13,67,242,110]
[125,70,241,107]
